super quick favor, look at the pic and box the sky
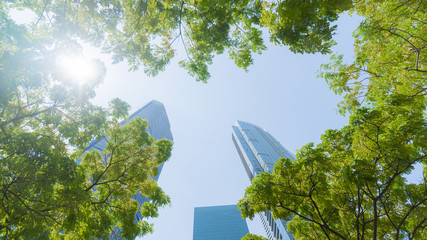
[87,13,360,239]
[10,9,423,240]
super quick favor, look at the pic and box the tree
[0,3,358,236]
[241,233,269,240]
[1,0,349,238]
[3,0,351,83]
[319,0,427,114]
[240,101,427,239]
[3,0,425,239]
[261,0,352,54]
[240,0,427,239]
[0,4,173,239]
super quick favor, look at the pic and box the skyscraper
[85,100,173,239]
[193,205,249,240]
[232,121,294,240]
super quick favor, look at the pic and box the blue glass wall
[232,121,294,240]
[193,205,249,240]
[85,100,173,239]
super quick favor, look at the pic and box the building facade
[232,121,294,240]
[85,100,173,239]
[193,205,249,240]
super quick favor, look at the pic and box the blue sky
[88,13,362,239]
[10,9,423,239]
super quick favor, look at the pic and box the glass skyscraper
[232,121,294,240]
[193,205,249,240]
[85,100,173,239]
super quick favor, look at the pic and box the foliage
[240,0,427,239]
[2,0,350,83]
[261,0,352,54]
[0,6,173,239]
[3,0,426,239]
[239,100,427,239]
[319,0,427,114]
[241,233,270,240]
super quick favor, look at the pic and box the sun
[56,54,98,84]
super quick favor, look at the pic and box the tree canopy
[2,0,351,82]
[0,55,173,238]
[239,0,427,239]
[1,2,173,238]
[2,0,426,239]
[240,102,427,239]
[319,0,427,114]
[0,3,357,236]
[241,233,270,240]
[0,0,348,238]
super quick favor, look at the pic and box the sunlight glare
[57,54,97,84]
[9,8,36,25]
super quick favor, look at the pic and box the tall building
[232,121,295,240]
[193,205,249,240]
[85,100,173,239]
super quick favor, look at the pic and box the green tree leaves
[4,0,351,83]
[319,0,427,114]
[261,0,352,54]
[240,1,427,239]
[240,104,427,239]
[241,233,270,240]
[0,5,173,238]
[0,94,173,239]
